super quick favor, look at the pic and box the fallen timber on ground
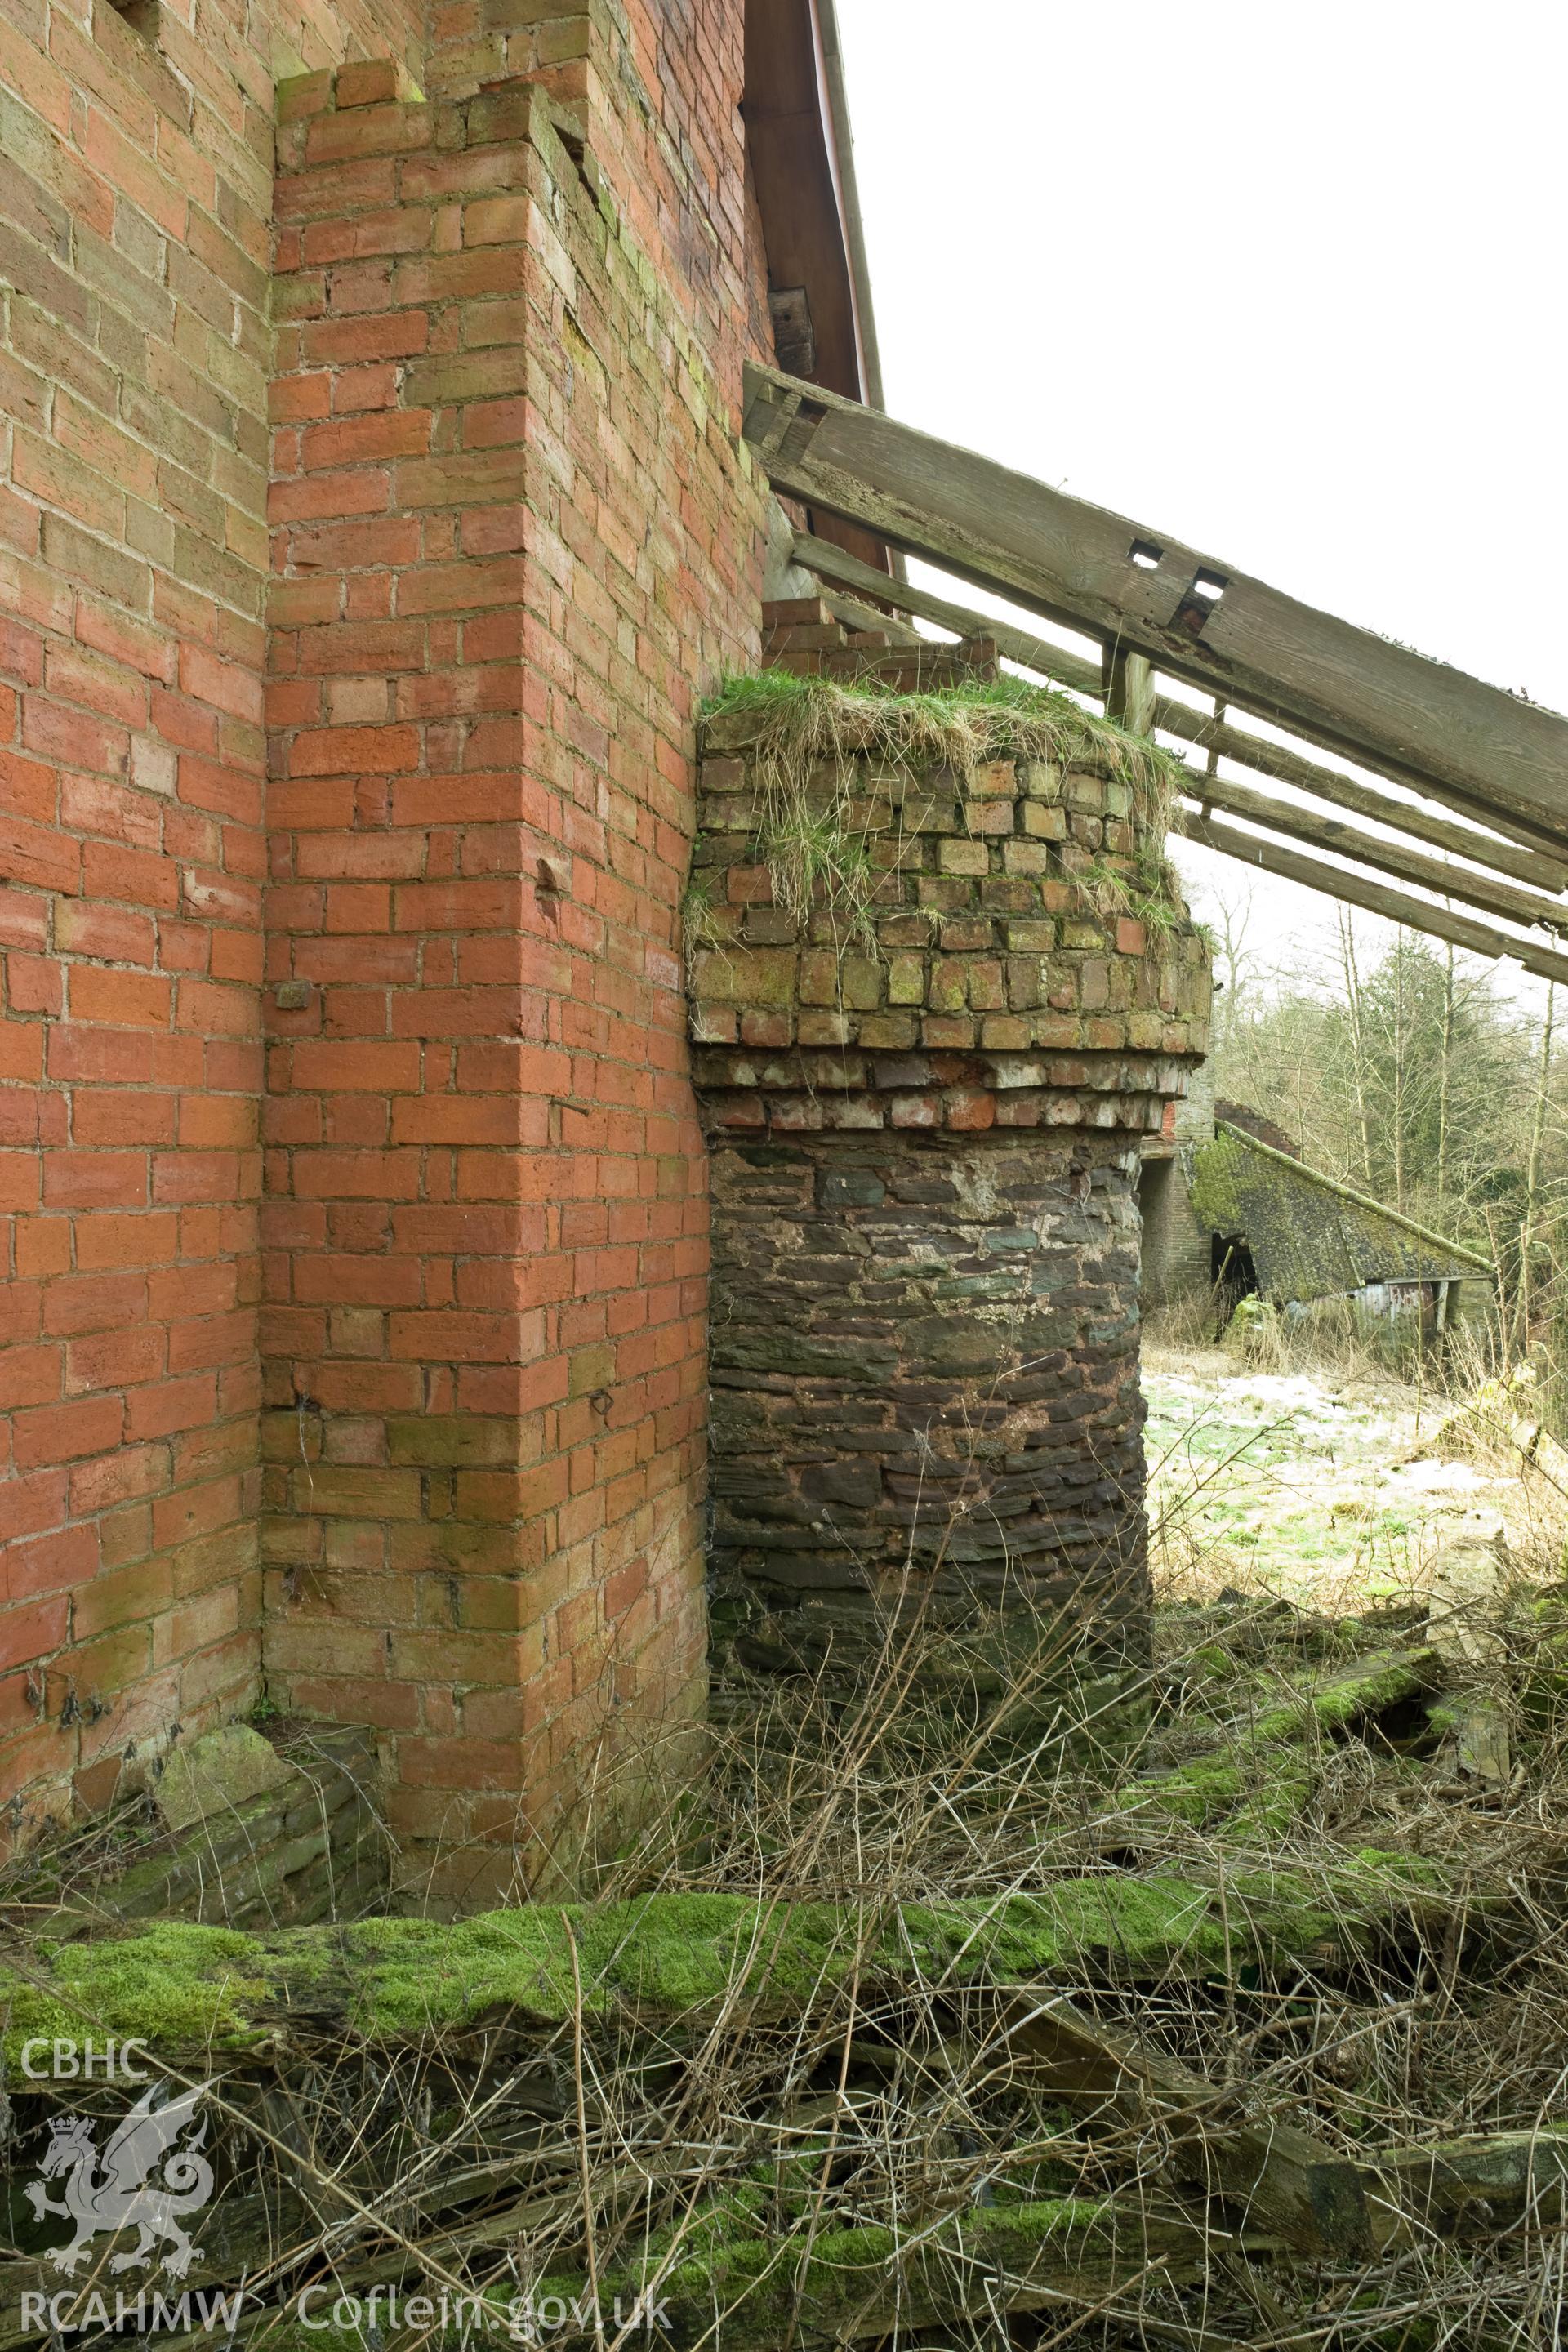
[0,1846,1465,2073]
[997,1990,1373,2253]
[1107,1646,1445,1838]
[0,1655,1459,2074]
[0,1862,1526,2350]
[474,2141,1568,2352]
[113,2132,1568,2352]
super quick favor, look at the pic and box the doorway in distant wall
[1136,1156,1175,1303]
[1212,1231,1258,1318]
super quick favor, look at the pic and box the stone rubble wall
[688,689,1212,1732]
[707,1129,1151,1722]
[689,708,1210,1134]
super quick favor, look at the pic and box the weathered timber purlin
[996,1992,1371,2255]
[792,526,1111,693]
[1183,771,1568,936]
[786,520,1568,982]
[747,363,1568,853]
[790,531,1568,977]
[1182,813,1568,989]
[822,591,924,646]
[791,530,1568,896]
[1158,704,1568,893]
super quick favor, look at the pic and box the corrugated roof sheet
[1188,1125,1481,1304]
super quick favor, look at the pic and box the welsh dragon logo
[26,2083,214,2278]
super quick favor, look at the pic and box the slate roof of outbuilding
[1188,1122,1482,1303]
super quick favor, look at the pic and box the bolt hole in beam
[1173,566,1231,639]
[1129,538,1230,636]
[748,359,1568,862]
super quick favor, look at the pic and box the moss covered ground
[3,1339,1562,2350]
[0,1855,1456,2078]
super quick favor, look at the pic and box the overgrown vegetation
[699,668,1189,948]
[11,814,1568,2342]
[4,1468,1566,2350]
[1209,911,1543,1270]
[1205,896,1568,1423]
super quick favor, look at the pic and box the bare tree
[1336,909,1374,1189]
[1206,882,1254,1058]
[1516,981,1556,1347]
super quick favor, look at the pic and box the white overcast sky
[834,0,1568,1005]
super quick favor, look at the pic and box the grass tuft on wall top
[698,668,1188,948]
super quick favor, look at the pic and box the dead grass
[7,1365,1568,2352]
[115,1583,1565,2350]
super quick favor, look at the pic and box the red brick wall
[0,0,451,1852]
[2,0,775,1880]
[264,20,770,1902]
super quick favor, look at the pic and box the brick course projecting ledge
[688,684,1212,1727]
[689,704,1209,1135]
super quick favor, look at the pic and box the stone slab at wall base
[707,1130,1154,1754]
[0,1722,387,1939]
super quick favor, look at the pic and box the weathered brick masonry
[264,43,768,1901]
[0,0,772,1885]
[690,629,1212,1729]
[0,0,421,1845]
[0,0,1204,1874]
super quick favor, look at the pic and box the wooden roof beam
[819,591,922,645]
[1157,706,1568,893]
[1181,810,1568,989]
[791,530,1568,897]
[752,363,1568,853]
[791,528,1105,695]
[1184,773,1568,937]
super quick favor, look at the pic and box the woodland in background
[1206,898,1561,1355]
